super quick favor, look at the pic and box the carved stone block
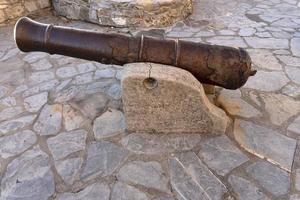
[121,63,229,134]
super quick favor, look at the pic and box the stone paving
[0,0,300,199]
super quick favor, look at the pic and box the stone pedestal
[121,63,229,134]
[52,0,192,27]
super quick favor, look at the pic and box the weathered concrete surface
[121,63,229,134]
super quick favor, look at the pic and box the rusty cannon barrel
[14,17,256,89]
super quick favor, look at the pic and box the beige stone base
[121,63,229,134]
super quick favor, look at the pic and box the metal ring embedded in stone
[143,77,158,89]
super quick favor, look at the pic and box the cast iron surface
[14,17,256,89]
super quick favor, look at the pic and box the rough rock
[117,161,170,192]
[207,36,247,47]
[228,175,270,200]
[33,104,62,135]
[56,66,78,78]
[0,147,55,200]
[62,104,84,131]
[93,109,125,139]
[74,93,108,120]
[291,38,300,57]
[121,133,202,155]
[24,92,48,112]
[52,0,192,27]
[107,83,122,100]
[55,157,83,185]
[234,120,297,171]
[81,141,128,180]
[288,116,300,135]
[29,71,55,84]
[0,130,37,158]
[122,63,229,134]
[47,129,87,160]
[169,152,227,200]
[246,161,290,196]
[217,89,261,118]
[111,182,149,200]
[0,115,37,136]
[286,66,300,85]
[31,58,53,70]
[245,70,289,91]
[245,37,289,49]
[94,68,115,79]
[0,106,23,122]
[57,182,110,200]
[259,93,300,125]
[247,49,282,70]
[198,135,249,176]
[277,55,300,67]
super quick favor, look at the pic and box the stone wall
[52,0,193,27]
[0,0,51,23]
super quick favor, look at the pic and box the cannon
[14,17,256,89]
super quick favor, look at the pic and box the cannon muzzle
[14,17,256,89]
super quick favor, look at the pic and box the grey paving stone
[23,80,59,98]
[56,182,110,200]
[169,152,227,200]
[94,68,116,79]
[31,58,53,70]
[47,129,87,160]
[0,48,19,61]
[245,37,289,49]
[107,83,122,100]
[121,133,202,155]
[115,69,123,80]
[198,135,249,176]
[290,194,300,200]
[117,161,170,192]
[272,18,299,28]
[54,85,86,103]
[153,196,175,200]
[86,79,114,94]
[239,27,256,36]
[55,157,83,185]
[0,147,55,200]
[247,49,282,71]
[0,106,23,122]
[206,36,247,48]
[29,71,55,84]
[0,115,37,136]
[62,104,84,131]
[244,70,289,91]
[286,66,300,85]
[0,96,16,107]
[34,104,63,135]
[234,120,297,172]
[72,72,93,85]
[23,52,48,63]
[217,89,261,118]
[76,62,96,73]
[228,175,270,200]
[93,109,125,139]
[24,92,48,112]
[288,116,300,135]
[247,161,289,196]
[56,66,78,78]
[111,181,149,200]
[282,84,300,98]
[0,85,8,98]
[74,93,108,120]
[0,130,37,159]
[277,55,300,67]
[259,93,300,125]
[81,140,129,180]
[295,169,300,191]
